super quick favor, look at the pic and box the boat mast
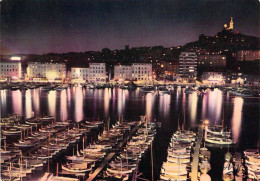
[177,114,180,131]
[151,140,154,181]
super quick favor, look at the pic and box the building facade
[131,63,152,81]
[71,67,89,81]
[198,55,226,71]
[27,62,66,81]
[114,63,152,81]
[88,63,106,82]
[178,52,197,81]
[0,61,22,80]
[114,65,132,81]
[237,50,260,62]
[201,72,226,85]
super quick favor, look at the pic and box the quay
[86,120,144,181]
[191,126,204,181]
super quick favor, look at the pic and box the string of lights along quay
[0,85,259,180]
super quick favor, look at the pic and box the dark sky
[1,0,259,54]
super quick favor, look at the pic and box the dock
[191,126,204,181]
[86,121,143,181]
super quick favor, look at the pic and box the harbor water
[1,87,259,180]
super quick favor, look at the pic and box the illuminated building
[27,62,66,81]
[160,61,178,75]
[198,55,226,71]
[178,52,197,82]
[71,67,89,81]
[0,60,22,80]
[201,72,226,85]
[224,17,234,30]
[237,50,260,61]
[114,63,152,81]
[88,63,106,82]
[131,63,152,81]
[114,65,132,81]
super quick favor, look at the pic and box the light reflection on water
[1,88,257,147]
[60,89,68,121]
[0,90,7,114]
[188,92,198,128]
[145,93,154,121]
[12,90,22,115]
[232,97,243,143]
[25,90,32,119]
[104,88,111,118]
[74,87,83,122]
[204,89,223,125]
[32,89,40,114]
[48,91,56,116]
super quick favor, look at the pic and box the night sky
[1,0,259,54]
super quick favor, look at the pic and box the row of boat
[244,149,260,180]
[60,120,140,178]
[205,125,234,145]
[103,122,158,180]
[1,116,104,180]
[160,129,196,180]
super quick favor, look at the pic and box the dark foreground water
[1,87,259,180]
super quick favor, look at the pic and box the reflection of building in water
[188,92,198,128]
[201,93,208,120]
[145,93,154,121]
[48,91,56,116]
[32,89,40,114]
[205,89,222,124]
[1,90,7,114]
[12,90,22,115]
[60,89,68,121]
[104,88,111,118]
[75,87,83,122]
[231,97,243,143]
[25,90,32,119]
[159,94,171,118]
[117,89,127,117]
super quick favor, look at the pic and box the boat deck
[234,152,243,181]
[191,126,204,181]
[86,121,143,181]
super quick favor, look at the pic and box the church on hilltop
[224,17,234,30]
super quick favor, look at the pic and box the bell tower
[229,17,233,30]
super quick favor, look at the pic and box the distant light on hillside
[10,56,21,61]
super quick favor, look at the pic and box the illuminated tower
[224,17,234,30]
[229,17,233,30]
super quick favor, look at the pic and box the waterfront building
[27,62,66,82]
[198,54,226,71]
[88,63,106,82]
[71,67,89,81]
[0,60,22,80]
[201,72,226,85]
[160,61,178,75]
[114,63,152,82]
[114,65,132,81]
[131,63,152,81]
[237,50,260,61]
[178,52,197,82]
